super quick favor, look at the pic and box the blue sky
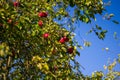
[75,0,120,75]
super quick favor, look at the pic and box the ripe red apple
[38,12,48,17]
[67,47,74,54]
[38,20,43,27]
[63,36,69,42]
[59,36,69,44]
[43,33,49,38]
[59,37,65,44]
[13,1,19,7]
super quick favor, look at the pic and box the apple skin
[59,37,65,44]
[38,20,43,27]
[43,33,49,38]
[38,12,48,17]
[63,36,69,42]
[67,47,74,54]
[13,1,19,7]
[59,36,69,44]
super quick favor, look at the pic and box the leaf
[77,45,83,50]
[109,14,114,17]
[99,32,105,40]
[44,63,49,70]
[102,30,107,33]
[112,20,119,24]
[37,63,42,70]
[76,51,80,56]
[47,0,50,3]
[84,41,91,47]
[69,0,75,7]
[96,25,102,30]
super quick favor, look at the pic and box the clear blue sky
[75,0,120,75]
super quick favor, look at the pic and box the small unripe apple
[13,1,19,7]
[38,20,43,27]
[67,47,74,54]
[38,12,48,17]
[43,33,49,38]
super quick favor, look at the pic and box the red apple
[38,12,48,17]
[63,36,69,42]
[8,19,12,23]
[67,47,74,54]
[59,36,69,44]
[13,1,19,7]
[59,37,65,44]
[38,20,43,27]
[43,33,49,38]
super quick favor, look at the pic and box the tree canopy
[0,0,120,80]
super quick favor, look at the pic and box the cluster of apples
[59,36,74,53]
[38,12,49,39]
[13,1,74,54]
[38,12,74,53]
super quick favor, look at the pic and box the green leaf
[69,0,75,7]
[109,14,114,17]
[84,41,91,47]
[112,20,119,24]
[96,25,102,30]
[76,51,80,56]
[102,30,107,33]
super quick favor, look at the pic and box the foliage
[80,54,120,80]
[0,0,119,80]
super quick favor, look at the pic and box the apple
[63,36,69,42]
[67,47,74,54]
[43,33,49,38]
[8,19,12,23]
[59,37,65,44]
[59,36,69,44]
[13,1,19,7]
[38,12,48,17]
[38,20,43,27]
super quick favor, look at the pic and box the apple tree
[0,0,117,80]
